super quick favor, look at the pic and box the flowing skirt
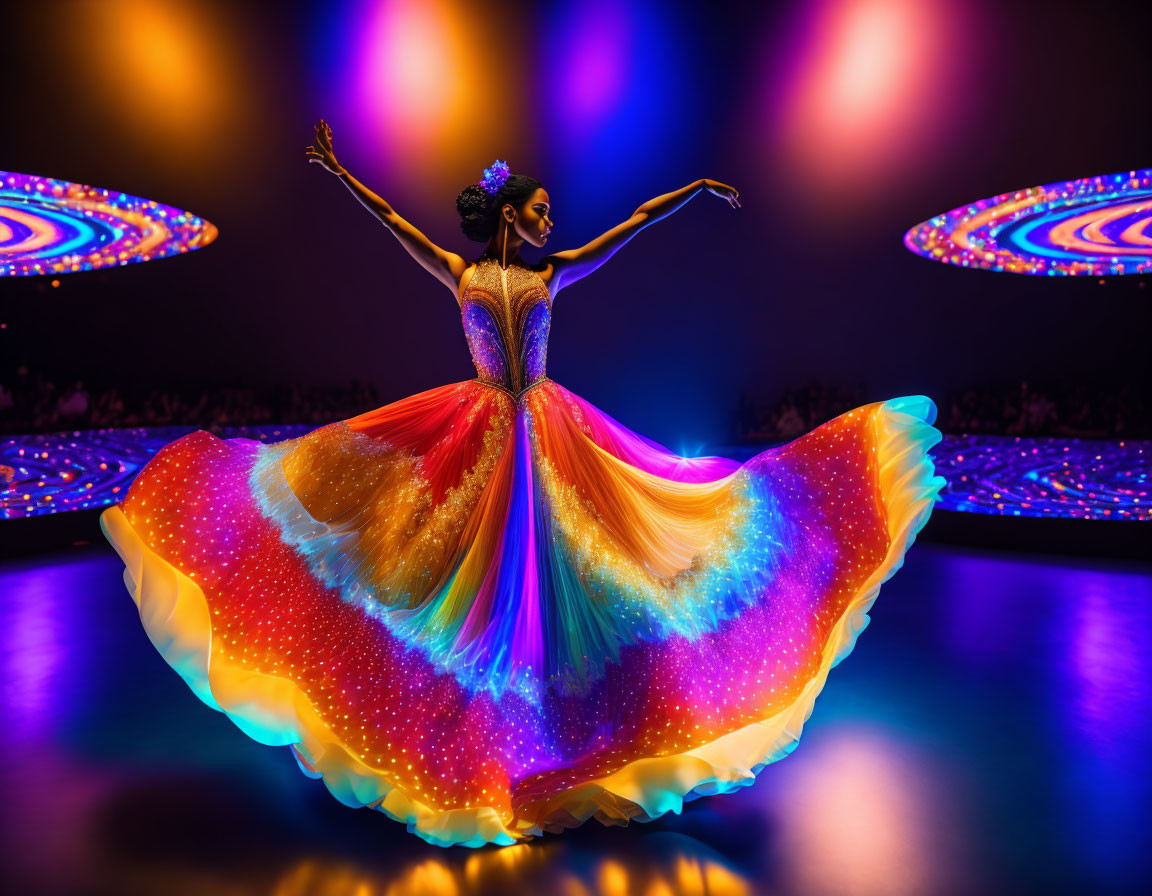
[100,377,945,846]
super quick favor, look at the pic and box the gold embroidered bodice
[460,257,553,396]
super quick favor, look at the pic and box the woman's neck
[483,223,526,269]
[480,248,523,269]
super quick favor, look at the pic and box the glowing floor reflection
[0,541,1148,895]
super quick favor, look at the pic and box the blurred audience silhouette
[0,364,382,434]
[2,365,1146,439]
[732,379,1149,441]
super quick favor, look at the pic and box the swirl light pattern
[0,170,217,276]
[935,434,1149,520]
[1,425,312,519]
[904,169,1152,276]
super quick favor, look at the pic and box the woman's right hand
[702,179,741,208]
[306,119,345,175]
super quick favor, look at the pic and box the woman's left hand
[702,179,741,208]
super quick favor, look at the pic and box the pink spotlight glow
[763,0,975,201]
[768,728,973,896]
[818,1,918,127]
[361,1,454,137]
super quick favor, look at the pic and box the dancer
[100,119,945,847]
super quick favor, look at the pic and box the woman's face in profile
[511,188,553,248]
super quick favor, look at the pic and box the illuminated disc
[0,170,218,276]
[903,168,1152,276]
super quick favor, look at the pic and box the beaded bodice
[461,257,552,396]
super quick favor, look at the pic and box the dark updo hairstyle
[456,173,544,243]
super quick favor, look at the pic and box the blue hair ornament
[479,160,511,195]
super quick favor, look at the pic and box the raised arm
[306,119,468,299]
[542,178,740,295]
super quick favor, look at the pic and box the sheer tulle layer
[100,379,944,846]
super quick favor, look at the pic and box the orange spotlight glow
[116,2,221,124]
[57,0,249,173]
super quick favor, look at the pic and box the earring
[502,219,508,269]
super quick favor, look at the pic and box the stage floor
[1,540,1149,896]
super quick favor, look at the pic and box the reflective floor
[1,539,1149,895]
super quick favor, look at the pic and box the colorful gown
[100,256,946,847]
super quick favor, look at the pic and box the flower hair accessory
[478,159,511,195]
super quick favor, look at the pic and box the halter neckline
[477,252,524,271]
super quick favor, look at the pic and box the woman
[100,119,945,847]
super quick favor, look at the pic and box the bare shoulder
[532,259,560,296]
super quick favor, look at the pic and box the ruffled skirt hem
[98,395,943,847]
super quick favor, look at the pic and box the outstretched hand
[306,119,344,175]
[703,179,741,208]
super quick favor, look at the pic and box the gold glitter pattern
[461,258,551,394]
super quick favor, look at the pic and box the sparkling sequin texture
[100,258,946,846]
[461,259,551,393]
